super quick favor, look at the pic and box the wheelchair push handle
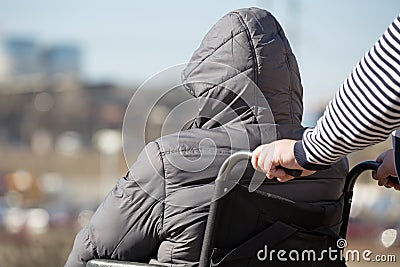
[218,153,399,188]
[280,167,303,178]
[344,160,399,192]
[217,151,303,181]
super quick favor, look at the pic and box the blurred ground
[0,147,127,266]
[0,229,75,267]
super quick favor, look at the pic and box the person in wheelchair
[66,7,348,267]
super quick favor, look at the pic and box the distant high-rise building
[43,44,80,76]
[1,37,81,79]
[3,37,41,75]
[0,37,82,93]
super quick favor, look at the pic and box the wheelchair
[87,151,387,267]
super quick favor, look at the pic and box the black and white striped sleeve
[294,15,400,170]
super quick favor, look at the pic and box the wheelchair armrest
[86,259,162,267]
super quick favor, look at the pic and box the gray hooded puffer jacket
[66,7,348,267]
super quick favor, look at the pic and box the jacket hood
[182,7,303,129]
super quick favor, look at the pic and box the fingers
[252,144,292,181]
[384,182,392,188]
[260,146,274,174]
[378,177,388,186]
[274,168,295,182]
[376,164,392,181]
[395,183,400,191]
[372,149,399,190]
[252,140,311,182]
[375,150,395,178]
[277,176,294,182]
[252,143,275,175]
[251,146,261,170]
[251,144,268,173]
[372,170,400,190]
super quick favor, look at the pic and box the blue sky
[0,0,399,112]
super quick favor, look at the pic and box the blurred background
[0,0,400,266]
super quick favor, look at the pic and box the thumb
[300,170,316,177]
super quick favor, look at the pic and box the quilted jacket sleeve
[65,141,165,267]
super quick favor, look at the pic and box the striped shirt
[294,15,400,170]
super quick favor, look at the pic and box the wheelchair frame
[87,152,382,267]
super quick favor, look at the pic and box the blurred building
[43,44,81,92]
[3,38,41,76]
[0,37,81,93]
[43,45,80,76]
[0,37,84,146]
